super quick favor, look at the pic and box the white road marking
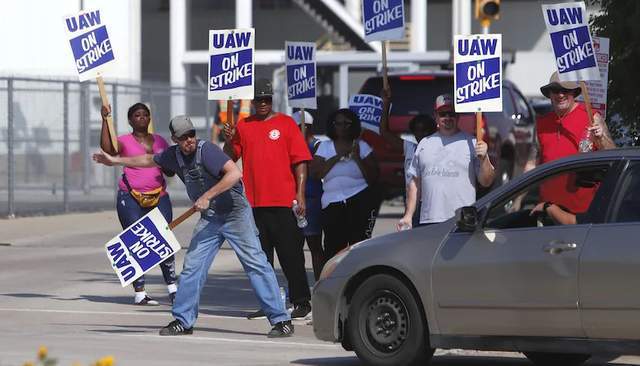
[0,307,239,320]
[118,333,339,348]
[0,307,339,349]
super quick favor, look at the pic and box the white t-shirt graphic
[407,131,480,224]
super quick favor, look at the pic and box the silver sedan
[313,148,640,366]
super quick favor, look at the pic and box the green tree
[589,0,640,145]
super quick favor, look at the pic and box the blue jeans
[172,202,290,328]
[116,190,177,291]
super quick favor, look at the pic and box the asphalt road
[0,203,639,366]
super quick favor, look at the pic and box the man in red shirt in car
[223,79,312,319]
[525,71,615,213]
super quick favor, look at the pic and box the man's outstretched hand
[93,150,117,166]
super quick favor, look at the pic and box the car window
[360,77,452,116]
[484,165,610,230]
[611,163,640,223]
[512,89,533,124]
[502,87,516,121]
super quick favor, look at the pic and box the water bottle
[292,200,308,228]
[579,128,594,153]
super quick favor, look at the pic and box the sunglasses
[549,87,575,95]
[437,111,456,118]
[176,130,196,141]
[254,96,272,104]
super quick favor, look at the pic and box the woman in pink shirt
[100,103,177,306]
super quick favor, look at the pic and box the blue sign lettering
[118,217,175,272]
[211,32,252,49]
[209,49,253,91]
[455,57,501,104]
[69,25,114,74]
[457,38,498,56]
[65,10,102,32]
[550,26,596,73]
[545,7,583,26]
[349,94,383,132]
[287,45,313,61]
[363,0,404,38]
[287,63,315,100]
[106,242,136,282]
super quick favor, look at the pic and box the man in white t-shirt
[379,87,437,226]
[398,94,495,229]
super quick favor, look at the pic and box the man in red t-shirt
[223,79,312,319]
[524,71,615,214]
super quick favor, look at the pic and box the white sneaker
[135,295,159,306]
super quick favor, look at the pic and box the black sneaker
[159,320,193,336]
[290,302,311,319]
[246,309,266,320]
[169,292,176,305]
[267,320,294,338]
[135,295,159,306]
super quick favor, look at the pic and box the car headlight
[319,247,350,280]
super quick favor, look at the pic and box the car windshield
[360,76,452,116]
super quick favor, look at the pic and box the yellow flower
[23,362,34,366]
[37,346,48,360]
[96,355,115,366]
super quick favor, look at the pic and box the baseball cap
[169,115,195,138]
[254,78,273,98]
[540,71,582,98]
[434,94,454,112]
[292,110,313,125]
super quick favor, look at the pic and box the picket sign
[542,1,600,127]
[362,0,405,96]
[453,34,503,141]
[286,41,318,137]
[105,207,196,287]
[208,29,255,138]
[64,9,118,150]
[349,94,385,134]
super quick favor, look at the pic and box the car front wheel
[524,352,590,366]
[347,274,433,366]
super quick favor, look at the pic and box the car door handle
[543,241,578,255]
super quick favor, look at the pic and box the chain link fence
[0,76,217,218]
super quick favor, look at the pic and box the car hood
[329,219,455,280]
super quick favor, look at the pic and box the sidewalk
[0,201,403,245]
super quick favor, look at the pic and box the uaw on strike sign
[208,29,255,100]
[362,0,405,42]
[542,2,599,81]
[105,208,181,287]
[64,9,115,81]
[286,42,317,109]
[349,94,384,133]
[454,34,502,113]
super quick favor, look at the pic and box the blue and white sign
[542,2,600,81]
[454,34,502,113]
[63,9,115,81]
[285,41,317,109]
[362,0,405,42]
[349,94,384,134]
[208,28,255,100]
[104,208,181,287]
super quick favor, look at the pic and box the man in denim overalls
[93,115,293,337]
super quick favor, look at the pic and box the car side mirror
[456,206,479,232]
